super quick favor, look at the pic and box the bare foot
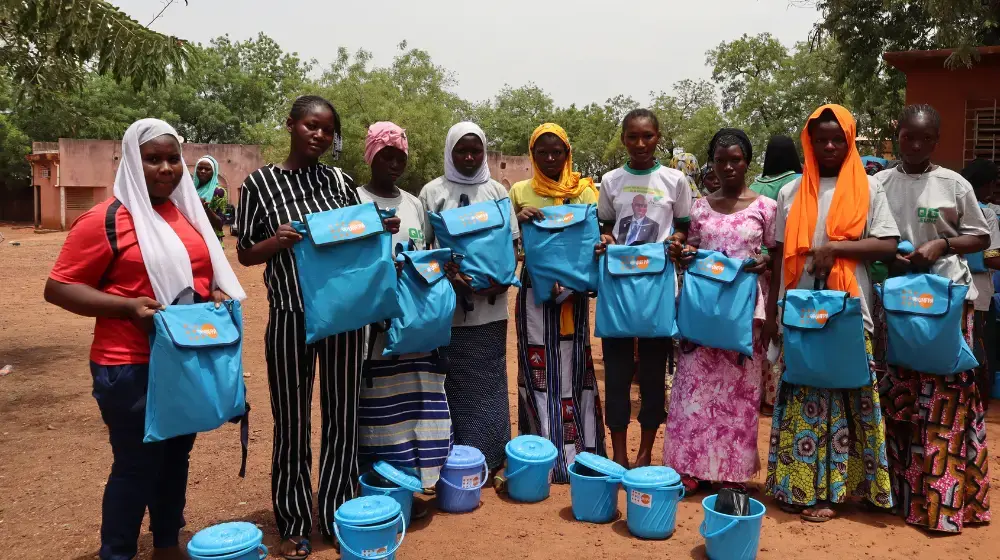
[151,546,188,560]
[801,503,836,523]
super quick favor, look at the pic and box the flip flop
[801,506,837,523]
[281,537,312,560]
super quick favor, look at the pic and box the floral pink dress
[663,195,777,482]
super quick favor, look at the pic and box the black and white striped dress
[236,163,365,540]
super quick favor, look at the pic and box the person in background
[356,122,448,517]
[750,136,803,410]
[670,152,702,200]
[419,122,519,482]
[510,123,605,483]
[764,104,897,523]
[193,155,226,243]
[665,128,775,494]
[750,135,802,200]
[44,118,245,560]
[961,158,1000,405]
[699,162,721,195]
[236,96,400,558]
[876,104,992,534]
[597,108,691,469]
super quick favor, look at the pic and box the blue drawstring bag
[292,202,402,344]
[876,273,979,375]
[384,248,457,356]
[146,300,245,443]
[676,250,758,356]
[521,204,600,304]
[779,288,871,388]
[594,243,678,338]
[427,197,520,290]
[967,204,990,273]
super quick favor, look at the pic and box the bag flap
[303,202,385,246]
[437,198,506,236]
[605,244,667,276]
[881,273,953,316]
[529,204,593,231]
[400,248,452,285]
[686,250,742,283]
[157,301,241,349]
[780,289,850,330]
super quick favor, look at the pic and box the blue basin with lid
[360,461,423,527]
[568,452,626,523]
[334,495,406,560]
[437,445,488,513]
[504,435,558,503]
[187,522,267,560]
[622,466,685,539]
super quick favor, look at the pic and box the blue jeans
[90,363,196,560]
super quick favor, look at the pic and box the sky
[115,0,821,107]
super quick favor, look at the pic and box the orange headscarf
[783,104,869,296]
[528,123,596,202]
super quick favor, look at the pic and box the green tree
[0,0,195,95]
[314,43,467,193]
[553,95,638,179]
[476,84,555,155]
[652,78,721,161]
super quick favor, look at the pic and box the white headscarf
[444,122,491,185]
[113,118,246,304]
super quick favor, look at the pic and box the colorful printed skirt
[358,354,452,488]
[879,304,992,533]
[765,336,893,508]
[516,282,606,484]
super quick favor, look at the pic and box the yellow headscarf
[529,123,596,202]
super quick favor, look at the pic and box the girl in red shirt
[45,119,244,560]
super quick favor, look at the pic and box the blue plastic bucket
[622,466,685,539]
[359,461,423,527]
[187,522,267,560]
[699,494,766,560]
[334,495,406,560]
[993,371,1000,399]
[436,445,488,513]
[504,435,558,503]
[568,452,626,523]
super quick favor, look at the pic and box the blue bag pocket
[146,301,245,443]
[967,251,987,273]
[877,273,978,375]
[779,289,871,389]
[292,203,402,344]
[521,204,600,304]
[383,248,457,356]
[594,243,678,339]
[427,198,520,290]
[676,250,757,356]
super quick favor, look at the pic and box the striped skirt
[358,355,452,488]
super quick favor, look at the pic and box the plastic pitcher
[359,461,423,527]
[187,522,267,560]
[334,495,407,560]
[568,452,626,523]
[504,435,558,503]
[436,445,488,513]
[699,494,766,560]
[622,466,685,539]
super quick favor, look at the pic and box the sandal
[681,475,700,495]
[280,537,312,560]
[801,504,837,523]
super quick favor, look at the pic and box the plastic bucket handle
[439,463,489,491]
[504,464,529,480]
[255,545,268,560]
[333,513,407,560]
[699,517,738,539]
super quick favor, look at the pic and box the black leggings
[602,337,672,431]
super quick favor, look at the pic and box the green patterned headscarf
[193,155,219,202]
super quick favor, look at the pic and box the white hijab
[113,118,246,304]
[444,122,491,185]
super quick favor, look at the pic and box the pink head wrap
[364,122,408,166]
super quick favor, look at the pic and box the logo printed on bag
[696,259,726,275]
[900,289,934,309]
[328,220,367,239]
[617,255,650,270]
[796,308,829,326]
[183,323,219,341]
[458,210,491,228]
[545,212,575,225]
[420,260,441,279]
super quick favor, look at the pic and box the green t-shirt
[749,171,800,201]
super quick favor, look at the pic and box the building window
[965,99,999,163]
[500,162,507,169]
[41,167,50,179]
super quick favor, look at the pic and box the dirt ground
[1,223,999,560]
